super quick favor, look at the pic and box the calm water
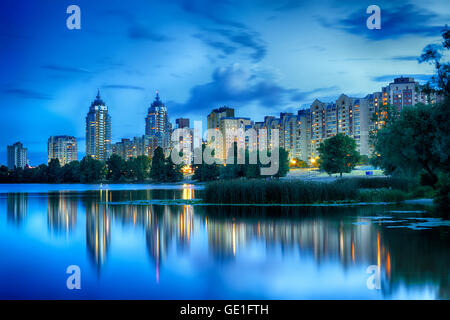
[0,184,449,300]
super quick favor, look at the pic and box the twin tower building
[85,90,171,162]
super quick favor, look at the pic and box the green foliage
[148,147,183,182]
[418,26,450,97]
[150,147,165,181]
[127,155,151,181]
[193,145,220,181]
[106,154,127,182]
[79,156,106,183]
[290,158,308,168]
[434,173,450,209]
[61,161,80,182]
[275,148,290,178]
[163,156,183,182]
[357,155,370,165]
[318,134,360,176]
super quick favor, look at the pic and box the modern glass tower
[86,90,111,161]
[145,91,171,150]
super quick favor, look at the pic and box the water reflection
[6,193,27,225]
[47,193,77,234]
[1,187,449,299]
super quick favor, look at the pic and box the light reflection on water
[0,185,448,299]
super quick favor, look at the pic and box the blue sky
[0,0,448,165]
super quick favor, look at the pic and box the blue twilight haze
[0,0,449,164]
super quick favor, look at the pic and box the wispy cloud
[389,55,420,62]
[128,25,172,42]
[102,84,145,90]
[372,74,433,82]
[41,65,91,73]
[196,28,267,62]
[3,88,52,100]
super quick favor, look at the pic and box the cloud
[389,55,420,62]
[3,88,52,100]
[168,64,338,117]
[128,25,172,42]
[322,4,445,40]
[372,74,433,82]
[178,0,245,28]
[101,84,145,90]
[196,28,267,62]
[41,64,91,73]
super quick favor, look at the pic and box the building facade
[47,136,77,166]
[86,91,111,161]
[7,142,27,169]
[145,92,171,152]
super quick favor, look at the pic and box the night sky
[1,0,448,165]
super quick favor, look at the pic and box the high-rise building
[7,142,27,169]
[145,92,171,152]
[86,90,111,161]
[176,118,190,129]
[297,109,311,161]
[112,138,134,160]
[386,77,418,111]
[207,107,235,130]
[47,136,77,166]
[219,117,253,160]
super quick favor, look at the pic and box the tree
[106,154,127,181]
[61,161,80,182]
[289,158,308,168]
[127,155,151,181]
[79,156,106,183]
[418,25,450,97]
[193,145,220,181]
[47,158,61,182]
[163,156,183,182]
[372,28,450,189]
[0,165,10,183]
[220,142,245,179]
[150,147,165,181]
[318,134,360,177]
[373,104,441,179]
[275,148,290,178]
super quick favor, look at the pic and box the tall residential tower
[145,92,171,151]
[86,90,111,161]
[7,142,27,169]
[47,136,77,166]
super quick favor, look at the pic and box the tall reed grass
[203,178,412,204]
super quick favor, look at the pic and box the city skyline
[1,0,449,165]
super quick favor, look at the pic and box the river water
[0,184,448,299]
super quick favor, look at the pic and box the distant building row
[206,77,442,163]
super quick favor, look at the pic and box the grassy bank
[204,178,419,204]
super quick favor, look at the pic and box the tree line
[0,146,182,183]
[192,144,290,181]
